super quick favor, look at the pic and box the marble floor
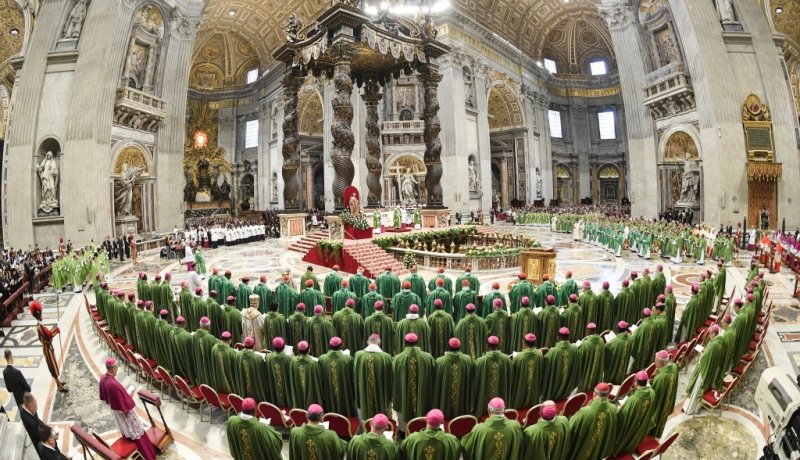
[1,223,789,458]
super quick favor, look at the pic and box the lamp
[363,0,450,16]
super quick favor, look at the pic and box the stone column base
[420,208,450,228]
[115,215,139,237]
[279,213,306,239]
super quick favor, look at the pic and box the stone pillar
[363,79,383,207]
[437,53,469,212]
[330,47,355,209]
[281,71,303,210]
[322,81,335,212]
[473,62,493,212]
[536,93,554,202]
[257,101,270,210]
[572,105,591,201]
[500,158,509,209]
[419,64,444,207]
[217,109,236,165]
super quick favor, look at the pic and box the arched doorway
[384,154,426,205]
[555,163,573,204]
[598,164,621,204]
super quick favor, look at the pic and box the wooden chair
[446,415,477,438]
[257,402,293,430]
[137,389,174,452]
[322,412,360,438]
[610,373,636,402]
[523,404,543,427]
[155,366,176,400]
[70,424,132,460]
[651,432,679,457]
[701,377,740,415]
[561,392,587,417]
[364,417,398,440]
[91,432,143,460]
[405,416,427,434]
[227,394,244,415]
[288,408,309,427]
[173,375,204,412]
[198,384,232,423]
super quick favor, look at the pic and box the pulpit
[520,248,557,285]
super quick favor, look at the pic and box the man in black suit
[3,349,30,407]
[37,425,71,460]
[20,392,47,452]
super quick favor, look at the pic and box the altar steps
[288,231,328,254]
[345,242,408,278]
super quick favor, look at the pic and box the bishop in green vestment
[473,336,511,416]
[510,297,537,352]
[206,292,225,338]
[649,350,678,437]
[178,283,193,323]
[577,282,597,332]
[265,338,292,408]
[299,266,320,292]
[307,305,335,357]
[364,302,395,355]
[561,295,583,342]
[455,267,480,293]
[543,329,579,400]
[136,273,150,304]
[154,310,174,372]
[605,321,633,384]
[332,299,365,352]
[615,279,636,326]
[614,372,656,455]
[275,275,299,318]
[568,383,618,460]
[393,333,435,431]
[376,267,401,300]
[400,410,461,460]
[630,309,662,371]
[685,325,726,414]
[557,271,579,307]
[346,413,399,459]
[537,295,560,348]
[323,265,343,297]
[510,334,544,410]
[253,275,273,313]
[235,277,253,311]
[208,268,221,296]
[596,281,615,333]
[455,304,487,360]
[149,276,162,313]
[675,284,701,343]
[168,317,195,382]
[218,272,235,307]
[577,324,605,393]
[288,341,323,408]
[523,403,570,460]
[651,265,667,307]
[391,282,422,322]
[288,405,346,460]
[425,279,453,316]
[427,267,453,295]
[331,280,358,316]
[434,338,474,418]
[403,267,428,304]
[509,273,535,312]
[534,275,556,310]
[210,332,237,394]
[318,337,356,416]
[486,299,511,353]
[394,305,431,353]
[453,279,478,323]
[359,283,385,318]
[226,399,283,460]
[427,301,455,358]
[191,318,217,386]
[354,334,394,419]
[222,298,244,344]
[481,282,507,317]
[262,302,287,351]
[234,337,268,401]
[462,398,523,460]
[299,280,325,317]
[349,266,371,301]
[287,304,309,347]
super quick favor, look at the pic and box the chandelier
[362,0,451,17]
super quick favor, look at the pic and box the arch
[555,163,572,179]
[110,141,153,178]
[298,87,323,136]
[598,164,620,179]
[487,81,525,131]
[658,124,702,163]
[0,84,8,139]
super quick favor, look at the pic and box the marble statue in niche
[678,152,700,204]
[125,43,146,89]
[62,0,88,39]
[715,0,736,23]
[535,167,543,197]
[397,168,418,204]
[137,5,163,37]
[463,66,475,107]
[656,29,679,66]
[37,151,59,215]
[468,157,480,192]
[271,172,278,201]
[219,176,231,201]
[115,163,145,216]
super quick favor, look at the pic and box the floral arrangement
[341,210,371,230]
[466,247,524,258]
[373,226,479,250]
[318,239,343,262]
[403,251,416,269]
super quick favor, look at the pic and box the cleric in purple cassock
[99,358,158,460]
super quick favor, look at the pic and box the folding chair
[257,402,293,430]
[173,375,204,412]
[446,415,477,437]
[405,416,427,434]
[322,412,360,438]
[288,408,309,427]
[198,384,232,423]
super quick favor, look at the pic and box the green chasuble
[543,340,579,400]
[287,311,309,347]
[364,312,396,355]
[453,288,478,323]
[252,283,273,313]
[128,307,143,352]
[577,334,605,393]
[141,309,159,360]
[288,355,323,408]
[455,314,487,360]
[509,280,535,312]
[537,305,560,349]
[299,271,320,292]
[160,282,176,321]
[222,305,244,344]
[731,305,756,366]
[510,348,544,410]
[208,274,221,298]
[288,424,346,460]
[425,287,453,316]
[210,342,237,394]
[274,282,299,318]
[427,310,455,358]
[178,288,193,322]
[510,308,538,353]
[137,279,150,304]
[323,271,343,297]
[615,386,656,454]
[523,416,570,460]
[473,350,511,416]
[557,278,579,307]
[568,398,618,460]
[675,294,701,343]
[226,415,283,460]
[714,268,727,312]
[604,331,633,384]
[427,274,453,295]
[395,317,431,354]
[462,415,524,460]
[652,313,670,353]
[262,312,287,351]
[393,346,435,423]
[577,290,597,332]
[191,329,217,386]
[154,318,173,373]
[206,298,224,338]
[349,273,371,300]
[376,270,401,300]
[332,307,365,352]
[615,287,636,326]
[639,275,653,309]
[560,303,583,342]
[651,272,667,307]
[359,291,385,318]
[188,296,205,334]
[169,327,195,382]
[319,350,356,416]
[534,281,556,309]
[234,349,267,400]
[481,290,506,318]
[595,288,615,334]
[354,347,394,418]
[630,279,645,322]
[630,317,662,372]
[331,287,358,316]
[649,363,678,437]
[686,335,727,398]
[346,432,400,459]
[218,277,235,308]
[299,289,325,318]
[401,428,461,460]
[434,351,474,418]
[265,351,292,408]
[403,273,428,303]
[235,282,253,311]
[486,310,511,353]
[664,293,677,340]
[390,290,421,322]
[307,316,335,357]
[455,272,480,293]
[148,281,161,312]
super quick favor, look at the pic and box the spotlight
[227,9,236,16]
[9,28,19,36]
[775,7,783,13]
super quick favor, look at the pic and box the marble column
[281,71,303,210]
[500,158,509,209]
[437,55,469,211]
[473,64,493,212]
[536,93,554,202]
[330,49,355,209]
[322,81,335,212]
[257,101,270,210]
[571,105,591,200]
[419,64,444,207]
[217,109,236,165]
[363,79,383,207]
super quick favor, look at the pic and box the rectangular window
[548,110,563,138]
[245,120,259,148]
[590,60,607,76]
[544,58,557,74]
[598,110,616,140]
[246,68,259,84]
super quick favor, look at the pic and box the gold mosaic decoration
[183,100,231,185]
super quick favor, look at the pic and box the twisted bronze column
[281,71,304,209]
[419,66,444,207]
[363,78,383,207]
[330,47,355,208]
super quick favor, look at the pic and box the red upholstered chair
[155,366,176,400]
[651,432,679,457]
[479,409,519,423]
[515,407,531,424]
[257,402,293,430]
[91,432,141,460]
[523,404,543,427]
[173,375,204,412]
[446,415,477,438]
[561,393,587,417]
[701,377,740,415]
[606,450,655,460]
[227,394,245,414]
[322,412,360,438]
[405,416,427,434]
[364,417,398,440]
[635,435,661,454]
[199,384,232,423]
[610,373,636,402]
[669,343,688,364]
[645,362,657,378]
[70,424,127,460]
[288,408,309,427]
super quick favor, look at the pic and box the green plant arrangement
[318,239,343,262]
[341,210,371,230]
[403,251,416,269]
[465,247,524,258]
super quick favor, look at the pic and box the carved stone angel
[284,14,304,42]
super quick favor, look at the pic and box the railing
[644,62,685,86]
[381,120,425,132]
[387,247,521,271]
[643,70,692,101]
[2,265,52,326]
[115,86,167,113]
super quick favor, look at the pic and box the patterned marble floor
[2,223,789,458]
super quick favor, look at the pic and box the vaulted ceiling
[0,0,24,89]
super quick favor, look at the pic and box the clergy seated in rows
[393,332,435,436]
[568,382,618,460]
[346,413,399,458]
[353,333,393,420]
[523,402,570,460]
[289,404,346,460]
[226,398,282,460]
[462,398,524,459]
[400,409,461,460]
[685,324,727,415]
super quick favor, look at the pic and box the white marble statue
[114,163,145,216]
[715,0,736,23]
[397,168,418,204]
[678,152,700,204]
[36,151,59,214]
[468,158,480,192]
[62,0,87,39]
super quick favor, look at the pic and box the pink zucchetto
[404,333,418,344]
[409,304,419,313]
[314,305,324,315]
[524,333,537,344]
[569,294,578,302]
[434,299,443,307]
[493,298,502,307]
[105,357,116,368]
[586,323,597,330]
[297,340,309,351]
[221,331,232,340]
[559,327,570,336]
[656,350,669,360]
[635,371,649,384]
[448,338,461,349]
[643,308,652,317]
[521,296,530,306]
[546,295,556,305]
[199,316,210,325]
[372,413,389,429]
[426,409,444,427]
[583,281,591,288]
[487,335,500,346]
[176,316,186,324]
[465,303,476,312]
[622,279,630,287]
[296,303,306,311]
[329,336,343,348]
[272,337,285,349]
[242,398,256,412]
[243,336,255,348]
[345,298,355,307]
[308,404,323,415]
[657,294,666,302]
[541,405,558,420]
[711,324,720,333]
[488,397,505,410]
[603,281,610,289]
[691,284,699,293]
[595,382,611,394]
[374,301,384,311]
[617,321,628,330]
